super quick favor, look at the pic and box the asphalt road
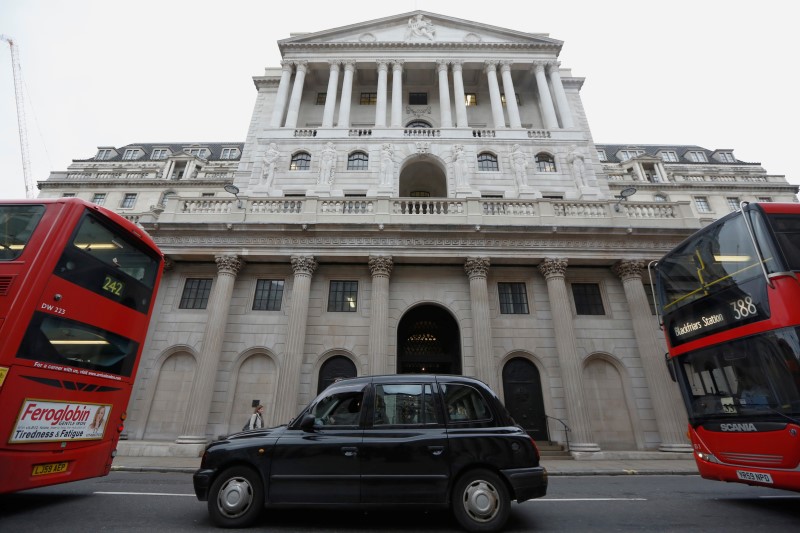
[1,471,799,532]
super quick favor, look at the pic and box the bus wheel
[208,466,264,528]
[451,468,510,533]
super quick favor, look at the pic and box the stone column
[533,62,558,130]
[613,260,691,452]
[321,61,340,128]
[484,61,506,129]
[283,60,308,129]
[465,257,498,391]
[273,255,318,426]
[436,60,453,128]
[337,61,356,128]
[538,258,600,452]
[390,61,404,127]
[499,61,522,129]
[368,256,393,375]
[375,60,389,127]
[547,62,574,128]
[176,254,243,444]
[451,61,469,128]
[270,61,293,128]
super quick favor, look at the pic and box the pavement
[110,451,700,477]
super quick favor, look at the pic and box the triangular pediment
[278,10,562,50]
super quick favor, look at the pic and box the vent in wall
[0,276,13,295]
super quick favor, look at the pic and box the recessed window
[409,92,428,105]
[120,193,137,209]
[316,93,327,105]
[290,152,311,171]
[360,92,377,105]
[660,151,679,162]
[151,148,169,160]
[477,152,499,171]
[347,151,369,170]
[717,152,735,163]
[186,148,208,158]
[465,93,478,106]
[642,280,657,315]
[620,149,644,161]
[62,193,76,198]
[498,282,529,314]
[328,280,358,312]
[410,191,431,197]
[253,279,284,311]
[571,283,605,315]
[122,149,140,160]
[757,196,773,203]
[687,151,707,163]
[220,148,239,160]
[726,197,740,211]
[654,194,668,203]
[694,196,711,213]
[535,153,556,173]
[500,93,520,106]
[201,192,215,197]
[91,193,107,206]
[96,149,114,160]
[596,150,607,161]
[179,278,213,309]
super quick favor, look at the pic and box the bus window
[54,214,160,313]
[766,214,800,271]
[16,312,139,377]
[0,205,46,260]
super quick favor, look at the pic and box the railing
[393,199,459,214]
[527,129,551,139]
[349,129,372,137]
[472,129,495,138]
[293,129,317,137]
[481,200,536,216]
[545,414,572,452]
[404,128,441,138]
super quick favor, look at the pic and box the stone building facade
[39,11,798,456]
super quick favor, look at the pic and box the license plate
[736,470,773,484]
[32,462,68,476]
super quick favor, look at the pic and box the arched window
[535,153,556,172]
[477,152,499,171]
[289,151,311,171]
[406,120,432,128]
[347,151,369,170]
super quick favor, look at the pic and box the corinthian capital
[369,255,394,278]
[464,257,490,279]
[612,260,646,281]
[215,255,244,276]
[538,258,568,279]
[291,255,318,276]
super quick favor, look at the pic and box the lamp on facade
[224,184,243,209]
[614,187,637,212]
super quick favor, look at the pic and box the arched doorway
[399,157,447,197]
[397,305,461,374]
[502,358,549,441]
[317,355,357,394]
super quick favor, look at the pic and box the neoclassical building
[39,11,797,456]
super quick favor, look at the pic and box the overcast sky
[2,0,797,200]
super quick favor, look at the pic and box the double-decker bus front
[0,199,163,493]
[654,202,800,492]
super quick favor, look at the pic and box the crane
[2,34,35,199]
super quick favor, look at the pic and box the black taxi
[193,375,547,532]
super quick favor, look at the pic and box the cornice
[281,41,559,52]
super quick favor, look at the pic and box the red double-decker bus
[0,198,164,493]
[652,202,800,492]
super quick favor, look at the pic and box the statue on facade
[453,144,468,187]
[509,144,528,189]
[405,14,435,40]
[567,145,587,188]
[261,143,279,188]
[319,142,337,185]
[380,144,394,187]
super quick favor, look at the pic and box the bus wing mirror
[665,353,677,382]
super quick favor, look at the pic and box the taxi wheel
[451,468,510,533]
[208,466,264,528]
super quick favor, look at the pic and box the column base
[568,442,602,453]
[658,443,694,453]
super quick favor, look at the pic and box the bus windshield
[0,204,46,260]
[657,212,775,314]
[675,327,800,421]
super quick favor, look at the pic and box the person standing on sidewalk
[248,405,264,430]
